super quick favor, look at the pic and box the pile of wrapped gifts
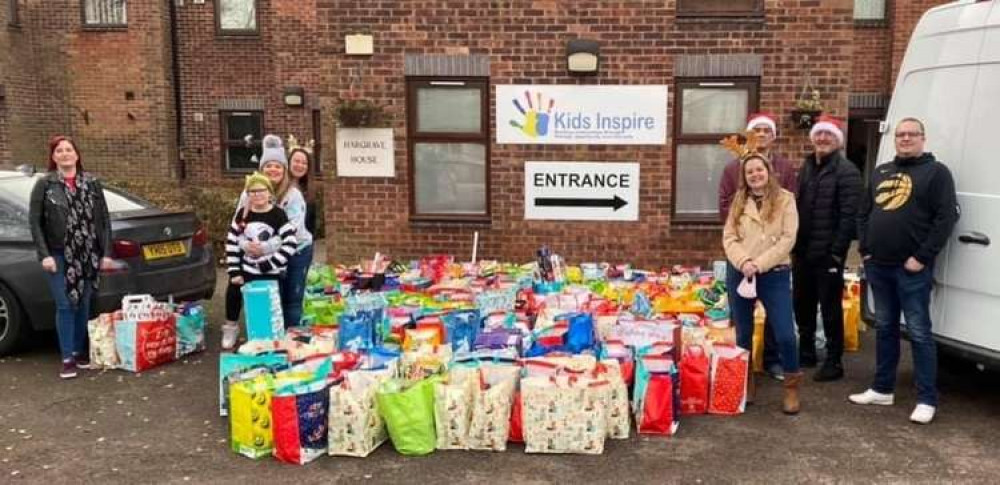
[88,294,207,372]
[219,249,863,463]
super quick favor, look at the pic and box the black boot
[799,348,818,368]
[813,360,844,382]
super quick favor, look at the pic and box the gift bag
[219,353,289,416]
[442,309,480,353]
[508,390,524,443]
[844,298,861,352]
[88,312,120,370]
[273,379,331,465]
[467,364,519,451]
[598,360,631,439]
[376,377,439,456]
[433,368,477,450]
[634,355,679,435]
[679,346,710,415]
[752,309,765,373]
[521,376,609,455]
[115,315,177,373]
[562,312,595,354]
[328,370,392,457]
[242,280,285,341]
[708,345,749,416]
[339,311,378,352]
[175,303,206,358]
[229,374,277,459]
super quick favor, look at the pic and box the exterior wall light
[567,38,600,75]
[283,86,305,107]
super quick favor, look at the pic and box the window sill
[409,215,492,227]
[81,25,128,32]
[216,31,261,40]
[853,19,888,29]
[671,216,724,229]
[675,15,765,25]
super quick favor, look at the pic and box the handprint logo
[509,90,555,138]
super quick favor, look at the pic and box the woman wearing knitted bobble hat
[233,134,313,330]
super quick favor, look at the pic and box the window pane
[84,0,127,25]
[414,143,486,214]
[417,88,482,133]
[226,113,262,142]
[227,146,262,171]
[682,88,748,135]
[675,143,730,216]
[0,202,30,240]
[220,0,256,31]
[854,0,886,20]
[103,188,149,213]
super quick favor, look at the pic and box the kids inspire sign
[496,85,668,145]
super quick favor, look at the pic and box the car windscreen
[0,176,150,214]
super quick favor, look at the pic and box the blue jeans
[727,266,800,373]
[280,244,314,328]
[44,251,94,361]
[865,261,937,406]
[727,264,781,369]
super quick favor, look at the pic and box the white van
[863,0,1000,369]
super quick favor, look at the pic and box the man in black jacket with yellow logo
[794,115,863,382]
[849,118,959,425]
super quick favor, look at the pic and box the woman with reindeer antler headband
[720,131,804,415]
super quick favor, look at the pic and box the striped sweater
[225,205,297,276]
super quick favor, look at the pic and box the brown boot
[746,368,756,405]
[783,372,803,415]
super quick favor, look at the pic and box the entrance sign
[336,128,395,177]
[497,85,668,145]
[525,162,640,221]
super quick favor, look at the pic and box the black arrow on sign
[535,195,628,211]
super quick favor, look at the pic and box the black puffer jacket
[794,150,863,264]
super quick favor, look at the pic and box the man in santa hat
[793,115,863,382]
[718,112,799,384]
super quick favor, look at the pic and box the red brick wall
[174,0,320,182]
[319,0,855,268]
[851,25,892,93]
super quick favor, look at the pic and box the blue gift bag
[241,280,285,341]
[442,309,480,353]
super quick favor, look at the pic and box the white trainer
[848,389,895,406]
[221,323,240,351]
[910,404,936,424]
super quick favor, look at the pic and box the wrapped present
[474,328,523,354]
[219,353,289,416]
[272,379,331,465]
[433,367,477,450]
[338,310,378,352]
[242,280,285,342]
[303,296,343,326]
[88,312,120,370]
[708,344,749,416]
[679,346,710,415]
[175,302,206,358]
[634,355,679,435]
[521,375,609,455]
[377,376,440,456]
[328,369,393,457]
[115,315,177,373]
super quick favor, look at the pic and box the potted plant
[334,98,386,128]
[791,88,824,129]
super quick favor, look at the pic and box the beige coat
[723,189,798,273]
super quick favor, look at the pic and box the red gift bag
[679,346,710,415]
[115,315,177,373]
[708,345,749,415]
[508,391,524,443]
[636,355,679,435]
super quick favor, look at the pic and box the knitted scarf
[61,172,100,307]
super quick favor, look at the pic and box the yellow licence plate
[142,240,187,261]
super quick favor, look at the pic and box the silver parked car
[0,169,216,355]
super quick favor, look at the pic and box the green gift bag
[376,377,439,456]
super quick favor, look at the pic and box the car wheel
[0,283,29,357]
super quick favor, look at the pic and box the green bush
[103,178,242,263]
